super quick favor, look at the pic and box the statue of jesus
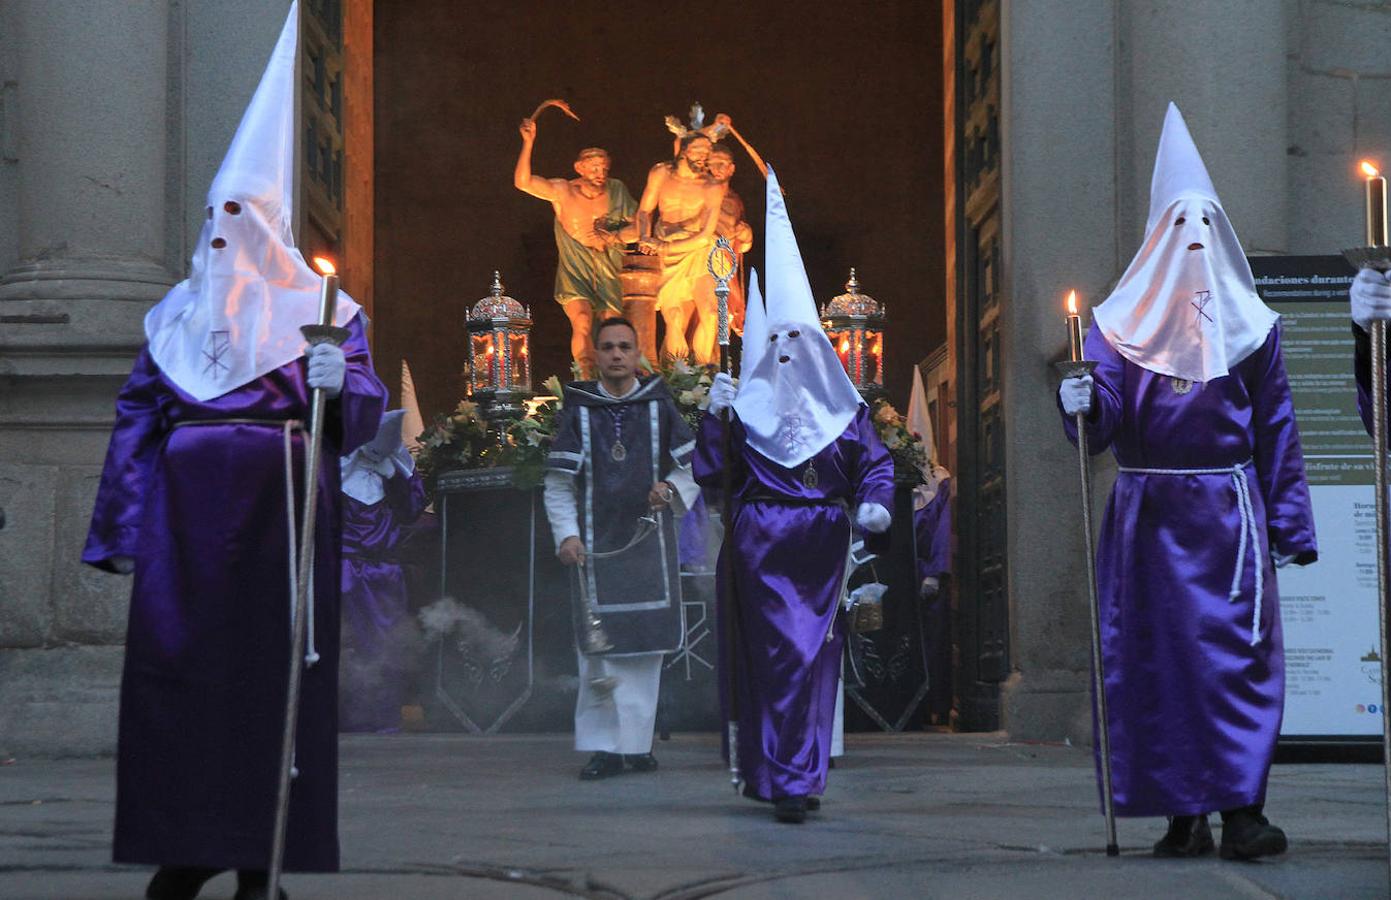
[636,132,725,365]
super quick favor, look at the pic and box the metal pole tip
[1106,844,1120,857]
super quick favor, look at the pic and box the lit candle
[311,256,339,328]
[1065,290,1084,362]
[1365,161,1388,248]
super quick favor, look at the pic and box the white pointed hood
[400,358,426,453]
[732,166,863,468]
[1093,103,1275,384]
[739,269,767,376]
[144,1,359,401]
[907,365,950,508]
[341,409,413,505]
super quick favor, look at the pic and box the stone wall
[0,0,284,757]
[995,0,1383,742]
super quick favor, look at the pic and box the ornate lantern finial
[466,270,534,420]
[820,267,886,400]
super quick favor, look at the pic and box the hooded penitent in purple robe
[914,481,952,583]
[914,478,952,720]
[82,316,386,871]
[1060,322,1316,816]
[340,471,428,733]
[694,406,893,801]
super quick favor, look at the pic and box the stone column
[995,0,1122,743]
[1120,1,1289,254]
[0,0,174,757]
[0,0,173,300]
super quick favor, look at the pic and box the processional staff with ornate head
[707,235,741,789]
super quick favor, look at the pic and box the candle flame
[1363,160,1381,179]
[312,256,337,276]
[839,338,850,353]
[1066,290,1078,315]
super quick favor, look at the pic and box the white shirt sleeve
[543,469,580,554]
[666,463,699,516]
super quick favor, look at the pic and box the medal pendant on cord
[1169,377,1193,396]
[802,463,819,489]
[610,404,628,463]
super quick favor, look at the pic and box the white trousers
[831,672,845,758]
[574,651,663,754]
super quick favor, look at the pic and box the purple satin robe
[1354,323,1381,434]
[340,471,428,733]
[82,315,385,871]
[695,405,894,801]
[914,481,952,581]
[1061,322,1316,817]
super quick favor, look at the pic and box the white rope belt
[1116,460,1263,646]
[173,418,318,664]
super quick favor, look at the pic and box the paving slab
[0,732,1386,898]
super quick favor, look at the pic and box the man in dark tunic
[543,318,698,779]
[81,6,386,897]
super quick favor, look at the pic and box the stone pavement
[0,732,1386,899]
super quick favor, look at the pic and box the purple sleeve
[1060,323,1125,454]
[1249,323,1318,564]
[329,313,387,456]
[82,347,167,572]
[693,410,745,489]
[386,469,429,524]
[915,480,953,578]
[852,406,894,511]
[930,485,953,576]
[1355,323,1375,436]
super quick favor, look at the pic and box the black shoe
[233,870,287,900]
[1153,815,1214,857]
[146,866,223,900]
[806,796,822,811]
[579,751,625,780]
[624,753,659,773]
[774,796,808,824]
[1220,806,1288,860]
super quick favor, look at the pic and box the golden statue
[514,100,637,377]
[636,125,725,365]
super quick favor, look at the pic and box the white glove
[1272,551,1295,569]
[708,372,736,415]
[111,556,135,575]
[1351,267,1391,330]
[920,575,940,598]
[1059,375,1093,416]
[856,501,891,534]
[306,342,346,398]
